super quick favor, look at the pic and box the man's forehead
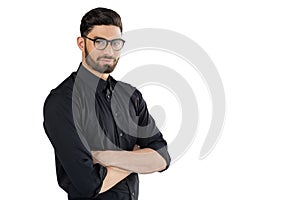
[88,25,122,39]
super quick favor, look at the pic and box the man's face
[82,25,122,73]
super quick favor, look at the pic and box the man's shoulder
[112,78,142,95]
[112,78,135,90]
[111,77,144,103]
[44,72,77,106]
[50,72,76,96]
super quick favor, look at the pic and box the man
[43,7,171,200]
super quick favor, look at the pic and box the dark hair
[80,7,123,36]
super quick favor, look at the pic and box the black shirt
[43,64,171,200]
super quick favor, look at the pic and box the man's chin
[92,64,115,74]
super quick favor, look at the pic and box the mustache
[97,56,116,61]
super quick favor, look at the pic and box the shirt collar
[76,63,113,94]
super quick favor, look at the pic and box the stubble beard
[84,47,119,73]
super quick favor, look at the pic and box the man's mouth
[98,57,114,64]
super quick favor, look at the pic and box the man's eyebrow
[93,36,122,40]
[92,36,106,40]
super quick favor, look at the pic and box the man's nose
[102,43,114,55]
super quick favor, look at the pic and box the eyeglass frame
[83,36,125,51]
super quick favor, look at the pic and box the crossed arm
[44,90,170,197]
[92,145,167,193]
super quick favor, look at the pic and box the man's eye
[95,39,106,45]
[112,40,122,46]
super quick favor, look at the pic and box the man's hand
[133,144,141,151]
[99,166,132,193]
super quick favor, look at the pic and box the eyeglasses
[83,36,125,51]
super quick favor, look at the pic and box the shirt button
[115,112,118,117]
[107,95,111,99]
[119,132,123,137]
[132,192,135,196]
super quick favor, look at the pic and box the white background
[1,0,300,199]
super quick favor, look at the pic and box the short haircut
[80,7,123,36]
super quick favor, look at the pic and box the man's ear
[77,37,85,51]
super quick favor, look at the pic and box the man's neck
[82,62,109,81]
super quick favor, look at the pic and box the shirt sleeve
[43,92,107,197]
[134,90,171,172]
